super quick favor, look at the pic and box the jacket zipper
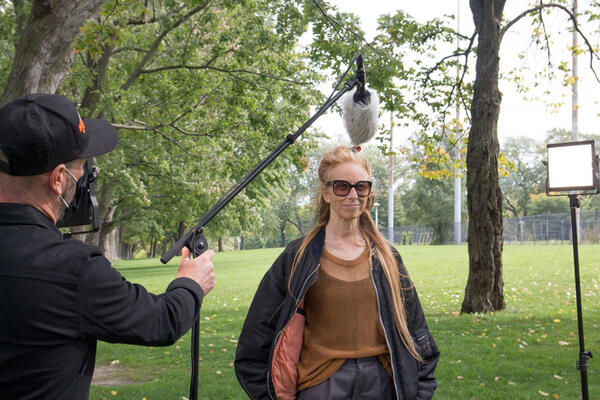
[267,263,320,400]
[371,267,401,400]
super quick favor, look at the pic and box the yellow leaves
[110,390,118,396]
[553,319,561,323]
[497,152,515,177]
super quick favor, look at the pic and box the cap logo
[77,112,86,134]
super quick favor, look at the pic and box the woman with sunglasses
[235,146,439,400]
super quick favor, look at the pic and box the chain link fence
[382,210,600,245]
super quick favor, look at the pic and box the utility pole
[453,0,462,244]
[572,0,578,142]
[572,0,581,242]
[388,112,394,243]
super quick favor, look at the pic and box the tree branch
[501,2,600,82]
[310,0,383,57]
[505,196,520,218]
[423,31,477,88]
[120,2,210,92]
[126,4,186,25]
[113,120,193,156]
[140,64,311,85]
[537,6,553,71]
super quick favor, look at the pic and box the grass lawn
[90,244,600,399]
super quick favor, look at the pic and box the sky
[311,0,600,146]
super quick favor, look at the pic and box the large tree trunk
[1,0,108,105]
[462,0,506,314]
[98,204,118,259]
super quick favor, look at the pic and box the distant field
[90,244,599,399]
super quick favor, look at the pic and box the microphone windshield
[341,87,379,145]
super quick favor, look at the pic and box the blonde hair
[289,146,422,361]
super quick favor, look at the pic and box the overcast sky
[311,0,599,146]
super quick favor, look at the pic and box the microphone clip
[353,53,370,105]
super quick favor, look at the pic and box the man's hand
[177,247,215,295]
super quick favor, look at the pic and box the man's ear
[48,164,66,196]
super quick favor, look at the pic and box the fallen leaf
[538,390,549,396]
[457,376,464,380]
[110,360,120,365]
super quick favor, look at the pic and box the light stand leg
[569,194,593,400]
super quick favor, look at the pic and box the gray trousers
[298,357,396,400]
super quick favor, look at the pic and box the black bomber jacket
[235,228,439,400]
[0,203,204,399]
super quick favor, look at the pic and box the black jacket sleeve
[394,249,440,400]
[235,250,289,400]
[77,249,204,346]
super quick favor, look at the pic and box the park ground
[90,244,600,399]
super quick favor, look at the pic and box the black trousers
[298,357,396,400]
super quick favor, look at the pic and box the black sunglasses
[327,180,372,197]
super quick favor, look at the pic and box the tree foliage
[0,0,331,258]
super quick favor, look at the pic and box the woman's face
[323,161,370,222]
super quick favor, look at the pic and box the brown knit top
[296,247,391,391]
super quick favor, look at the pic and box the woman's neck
[325,214,364,246]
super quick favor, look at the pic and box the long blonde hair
[289,146,422,361]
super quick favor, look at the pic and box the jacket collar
[0,202,61,236]
[307,226,326,264]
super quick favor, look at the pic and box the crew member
[0,94,215,399]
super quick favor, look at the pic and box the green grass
[90,245,600,400]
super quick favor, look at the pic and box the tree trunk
[148,232,156,258]
[151,238,158,258]
[240,235,245,250]
[80,41,113,117]
[462,0,506,314]
[294,208,304,236]
[176,221,186,241]
[280,222,286,247]
[1,0,108,105]
[161,239,169,260]
[99,206,118,260]
[218,237,223,252]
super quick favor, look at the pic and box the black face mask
[57,159,99,231]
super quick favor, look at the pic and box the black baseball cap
[0,93,118,176]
